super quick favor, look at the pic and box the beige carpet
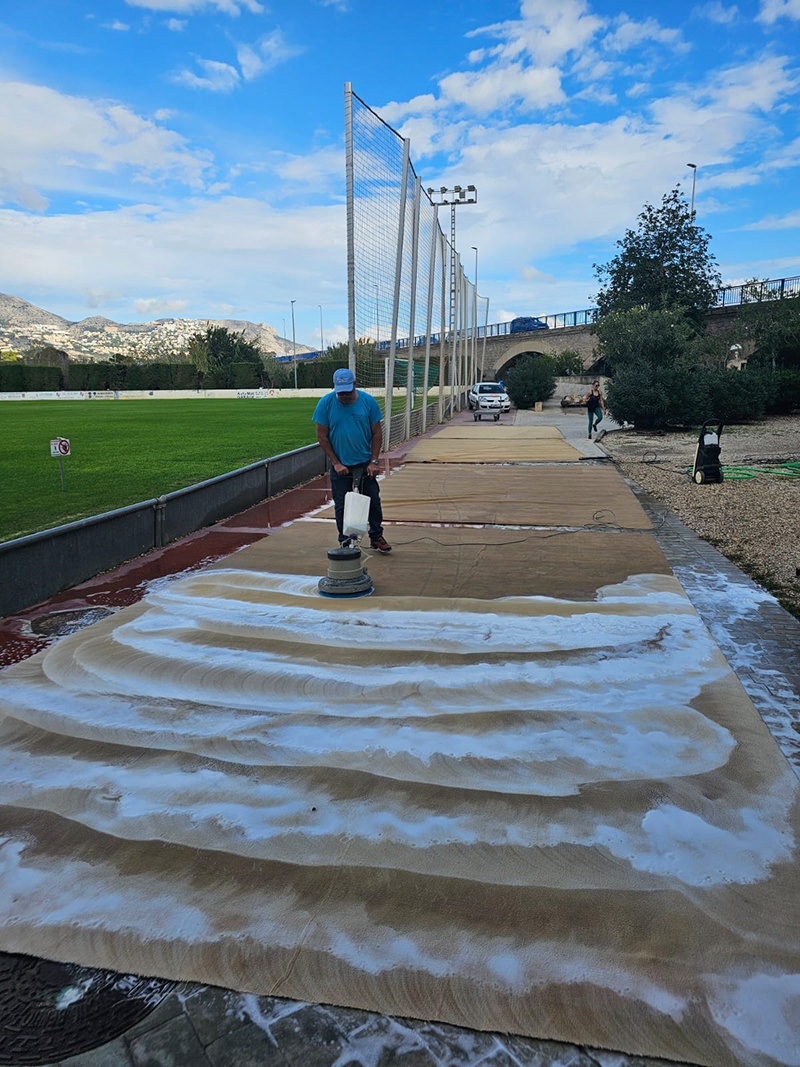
[433,425,565,439]
[361,463,654,529]
[0,520,798,1067]
[405,437,584,463]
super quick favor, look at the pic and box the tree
[593,188,721,324]
[186,325,263,387]
[504,355,556,409]
[598,306,699,429]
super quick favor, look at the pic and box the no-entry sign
[50,437,70,457]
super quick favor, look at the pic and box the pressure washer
[318,465,374,597]
[692,419,724,485]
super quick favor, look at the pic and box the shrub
[766,368,800,415]
[698,368,770,423]
[232,362,260,389]
[550,349,585,375]
[504,355,556,409]
[0,363,28,391]
[23,366,63,391]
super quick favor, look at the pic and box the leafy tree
[550,349,584,375]
[504,355,556,408]
[738,282,800,369]
[593,188,721,324]
[187,325,263,387]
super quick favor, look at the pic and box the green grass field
[2,399,323,542]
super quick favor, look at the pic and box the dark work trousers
[329,464,384,544]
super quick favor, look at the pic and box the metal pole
[59,455,65,491]
[404,175,421,441]
[318,304,324,356]
[375,284,379,347]
[687,162,697,217]
[291,299,297,389]
[448,241,456,417]
[449,204,458,410]
[385,137,411,450]
[481,294,489,381]
[438,231,446,423]
[471,247,478,386]
[422,202,438,433]
[344,82,357,374]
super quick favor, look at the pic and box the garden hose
[684,463,800,480]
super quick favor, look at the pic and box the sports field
[1,399,322,542]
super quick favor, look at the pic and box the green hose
[686,463,800,480]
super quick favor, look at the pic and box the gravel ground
[601,415,800,619]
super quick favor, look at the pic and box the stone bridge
[395,305,749,378]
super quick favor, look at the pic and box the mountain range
[0,293,312,362]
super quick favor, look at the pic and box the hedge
[0,364,63,391]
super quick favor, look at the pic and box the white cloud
[626,82,650,98]
[756,0,800,23]
[272,145,343,188]
[173,58,241,91]
[235,30,303,81]
[741,211,800,229]
[693,2,739,23]
[0,197,345,323]
[133,297,190,316]
[165,18,187,30]
[103,20,131,31]
[439,63,565,114]
[602,15,687,53]
[126,0,264,14]
[0,81,213,206]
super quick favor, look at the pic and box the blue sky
[0,0,798,346]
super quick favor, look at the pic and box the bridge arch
[494,340,552,378]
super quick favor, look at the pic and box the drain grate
[0,952,175,1065]
[30,607,115,638]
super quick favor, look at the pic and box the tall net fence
[346,84,488,449]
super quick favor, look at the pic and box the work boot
[370,535,393,554]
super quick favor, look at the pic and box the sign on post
[50,437,70,490]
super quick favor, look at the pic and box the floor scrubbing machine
[692,419,724,484]
[318,466,374,598]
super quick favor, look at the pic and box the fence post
[481,295,489,380]
[422,202,438,434]
[405,175,421,442]
[438,231,447,423]
[344,82,357,375]
[385,137,410,450]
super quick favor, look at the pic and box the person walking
[584,379,605,438]
[313,368,392,552]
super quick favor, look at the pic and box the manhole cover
[30,607,115,638]
[0,952,175,1065]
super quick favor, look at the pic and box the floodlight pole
[687,162,697,217]
[427,184,477,411]
[290,299,297,389]
[318,305,324,355]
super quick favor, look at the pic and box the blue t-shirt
[312,390,382,467]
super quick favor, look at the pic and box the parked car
[510,316,549,333]
[468,382,512,412]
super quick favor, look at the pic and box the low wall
[0,387,405,402]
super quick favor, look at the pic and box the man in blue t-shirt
[312,368,392,552]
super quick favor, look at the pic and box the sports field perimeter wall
[0,397,462,618]
[0,387,407,402]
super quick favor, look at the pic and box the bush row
[606,366,800,428]
[0,362,278,393]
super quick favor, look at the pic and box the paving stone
[401,1018,497,1063]
[120,991,186,1042]
[270,1003,349,1066]
[57,1038,135,1066]
[205,1021,290,1067]
[128,1012,210,1067]
[182,985,249,1046]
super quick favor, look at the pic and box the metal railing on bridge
[380,274,799,351]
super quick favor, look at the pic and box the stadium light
[687,163,697,217]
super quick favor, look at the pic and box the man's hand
[333,461,349,475]
[367,461,380,478]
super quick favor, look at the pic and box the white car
[468,382,511,414]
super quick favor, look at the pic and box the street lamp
[687,163,697,217]
[318,304,324,356]
[427,184,478,408]
[290,299,297,390]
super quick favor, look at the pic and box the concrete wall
[0,387,404,402]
